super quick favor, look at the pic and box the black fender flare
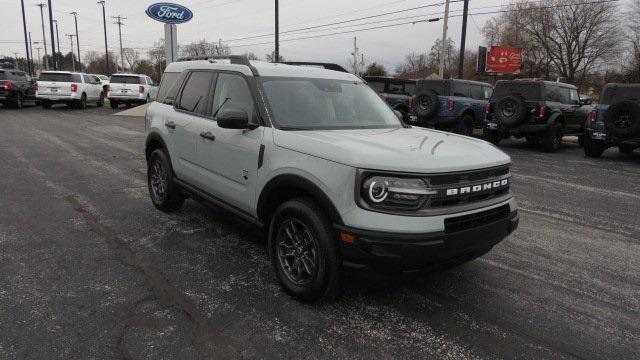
[257,174,344,226]
[547,112,565,128]
[145,132,168,160]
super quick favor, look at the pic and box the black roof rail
[279,62,350,74]
[176,55,259,76]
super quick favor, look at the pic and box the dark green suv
[484,80,590,152]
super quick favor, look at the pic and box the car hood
[273,127,511,173]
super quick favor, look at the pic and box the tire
[454,113,474,137]
[97,92,104,107]
[41,100,51,109]
[268,198,343,302]
[619,144,636,154]
[145,95,150,104]
[77,94,87,110]
[578,135,584,147]
[110,100,119,109]
[147,149,185,212]
[414,90,440,119]
[125,102,132,109]
[584,134,606,158]
[482,130,503,145]
[495,95,528,127]
[540,122,563,153]
[13,93,23,109]
[604,100,640,139]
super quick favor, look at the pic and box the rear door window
[176,71,215,114]
[469,85,485,100]
[452,82,470,98]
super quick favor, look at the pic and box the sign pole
[164,24,178,64]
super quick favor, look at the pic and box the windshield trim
[257,76,403,131]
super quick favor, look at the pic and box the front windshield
[260,77,401,130]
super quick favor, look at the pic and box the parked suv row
[107,73,158,109]
[145,56,518,302]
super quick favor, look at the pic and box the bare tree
[624,0,640,82]
[395,53,428,75]
[121,48,139,71]
[180,39,230,57]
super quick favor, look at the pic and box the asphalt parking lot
[1,104,638,359]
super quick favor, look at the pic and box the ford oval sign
[146,3,193,24]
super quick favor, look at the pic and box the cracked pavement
[0,104,638,359]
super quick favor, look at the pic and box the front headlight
[361,175,435,211]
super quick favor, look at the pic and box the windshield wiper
[212,97,230,117]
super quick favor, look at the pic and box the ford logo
[146,3,193,24]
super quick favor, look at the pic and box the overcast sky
[1,0,631,73]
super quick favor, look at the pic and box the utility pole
[351,37,363,75]
[457,0,470,79]
[53,19,60,69]
[97,1,110,75]
[112,15,126,71]
[29,32,34,74]
[35,47,42,70]
[36,3,49,69]
[66,34,76,71]
[438,0,451,79]
[274,0,279,62]
[70,12,81,70]
[20,0,31,75]
[47,0,56,69]
[13,53,20,71]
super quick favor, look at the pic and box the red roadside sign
[485,46,523,74]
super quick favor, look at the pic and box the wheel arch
[257,174,344,227]
[145,132,168,160]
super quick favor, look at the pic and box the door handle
[200,131,216,141]
[165,121,176,129]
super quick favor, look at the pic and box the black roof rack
[279,62,350,74]
[176,55,259,76]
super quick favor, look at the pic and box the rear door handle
[200,131,216,141]
[165,121,176,129]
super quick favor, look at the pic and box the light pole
[35,47,42,70]
[97,1,110,75]
[47,0,57,69]
[274,0,279,62]
[36,3,49,69]
[20,0,31,75]
[52,19,60,69]
[70,12,81,70]
[457,0,470,79]
[29,32,34,74]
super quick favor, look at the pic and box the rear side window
[110,75,144,84]
[545,85,560,102]
[469,85,485,100]
[82,74,92,83]
[177,71,215,114]
[493,82,542,100]
[404,83,416,96]
[452,82,470,98]
[39,73,80,82]
[0,70,6,80]
[157,72,181,103]
[600,86,640,104]
[417,80,447,95]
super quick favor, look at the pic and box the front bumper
[336,207,518,270]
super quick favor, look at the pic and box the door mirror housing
[217,109,255,129]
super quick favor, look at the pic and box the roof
[364,76,417,83]
[499,79,577,89]
[417,78,492,87]
[111,73,145,77]
[164,59,360,81]
[40,70,83,75]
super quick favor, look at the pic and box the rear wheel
[584,134,606,158]
[540,122,563,153]
[77,94,87,110]
[110,100,119,109]
[41,100,51,109]
[269,198,343,302]
[96,92,104,107]
[454,114,474,137]
[147,149,185,212]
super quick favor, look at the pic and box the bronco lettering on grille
[446,179,509,196]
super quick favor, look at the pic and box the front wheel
[147,149,185,212]
[583,134,606,158]
[269,198,343,302]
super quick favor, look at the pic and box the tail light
[589,108,598,123]
[139,85,145,93]
[447,99,455,111]
[70,83,78,92]
[3,81,13,91]
[539,104,547,120]
[485,102,492,115]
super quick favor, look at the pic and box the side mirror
[579,99,592,106]
[218,109,253,129]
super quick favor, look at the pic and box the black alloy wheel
[276,218,320,287]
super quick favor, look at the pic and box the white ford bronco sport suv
[36,71,105,109]
[145,56,518,302]
[107,73,158,109]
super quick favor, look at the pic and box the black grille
[428,166,509,186]
[444,205,510,233]
[427,166,511,209]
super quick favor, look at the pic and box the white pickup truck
[107,73,158,109]
[36,71,104,109]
